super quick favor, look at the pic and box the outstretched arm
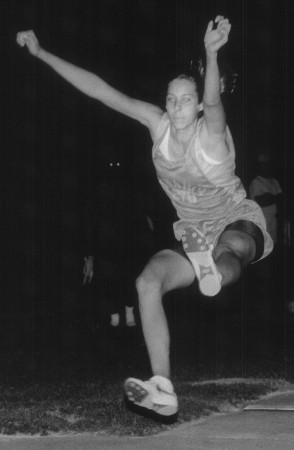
[16,31,162,135]
[201,16,231,160]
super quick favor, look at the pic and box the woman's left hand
[204,16,231,54]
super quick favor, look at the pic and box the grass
[0,281,293,437]
[0,377,289,437]
[0,320,293,437]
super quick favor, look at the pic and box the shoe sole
[124,397,178,424]
[124,379,178,423]
[182,226,221,297]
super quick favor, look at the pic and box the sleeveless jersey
[152,113,273,260]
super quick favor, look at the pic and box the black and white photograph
[1,0,293,448]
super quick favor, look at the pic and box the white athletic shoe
[124,375,178,422]
[182,226,222,297]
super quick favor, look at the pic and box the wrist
[36,47,45,59]
[205,49,218,62]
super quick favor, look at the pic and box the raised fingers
[216,18,231,40]
[206,20,214,32]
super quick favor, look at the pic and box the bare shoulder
[125,97,163,135]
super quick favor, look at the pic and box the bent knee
[136,269,163,298]
[215,230,256,264]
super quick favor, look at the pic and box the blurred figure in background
[82,173,153,330]
[248,152,285,353]
[249,152,283,245]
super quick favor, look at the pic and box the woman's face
[166,78,201,131]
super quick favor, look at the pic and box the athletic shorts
[173,219,264,263]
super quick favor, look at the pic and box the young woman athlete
[17,15,273,421]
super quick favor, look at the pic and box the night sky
[1,0,292,343]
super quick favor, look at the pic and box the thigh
[141,249,196,294]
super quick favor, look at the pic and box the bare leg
[125,231,258,420]
[214,230,257,286]
[136,249,195,379]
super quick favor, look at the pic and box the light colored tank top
[152,113,273,259]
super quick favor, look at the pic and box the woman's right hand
[16,30,41,56]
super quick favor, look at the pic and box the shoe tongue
[150,375,174,393]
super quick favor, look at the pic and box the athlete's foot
[124,375,178,423]
[182,226,222,297]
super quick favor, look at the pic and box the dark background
[0,0,292,358]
